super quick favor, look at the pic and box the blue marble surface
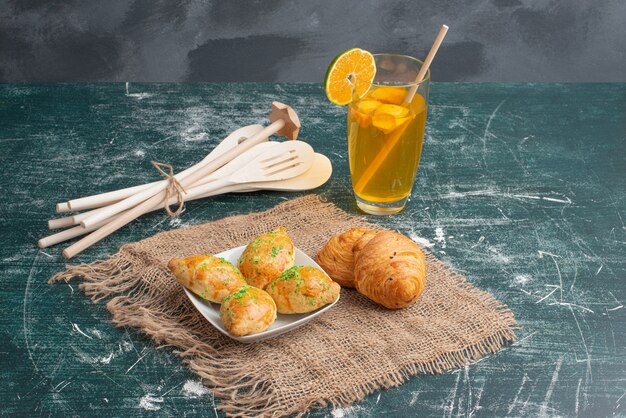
[0,82,624,417]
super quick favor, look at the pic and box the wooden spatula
[188,141,315,198]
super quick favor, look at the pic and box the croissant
[354,231,426,309]
[168,255,247,303]
[239,226,295,289]
[315,228,376,288]
[266,266,341,314]
[351,230,380,259]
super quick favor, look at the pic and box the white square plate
[182,245,340,343]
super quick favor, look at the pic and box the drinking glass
[347,54,430,215]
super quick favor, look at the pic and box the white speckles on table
[1,83,624,417]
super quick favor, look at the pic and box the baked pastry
[266,266,341,314]
[220,285,277,336]
[168,255,247,303]
[351,230,380,260]
[315,228,376,288]
[354,231,426,309]
[238,226,295,289]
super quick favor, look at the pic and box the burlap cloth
[50,195,517,417]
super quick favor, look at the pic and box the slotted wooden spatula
[189,141,315,198]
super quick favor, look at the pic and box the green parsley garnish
[223,285,251,303]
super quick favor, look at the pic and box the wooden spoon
[38,153,331,249]
[49,140,280,230]
[79,102,299,229]
[63,102,301,258]
[60,124,265,212]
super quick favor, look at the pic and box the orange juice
[348,86,427,204]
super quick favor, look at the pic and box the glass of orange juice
[348,54,429,215]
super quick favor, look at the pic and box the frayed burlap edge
[50,195,517,417]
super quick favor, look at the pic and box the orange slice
[352,100,383,128]
[374,104,410,118]
[371,114,397,133]
[351,108,371,128]
[357,99,383,114]
[370,86,407,105]
[324,48,376,106]
[372,104,412,133]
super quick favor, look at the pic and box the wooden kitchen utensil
[62,101,301,258]
[182,140,315,198]
[59,124,265,212]
[49,141,282,230]
[38,152,330,249]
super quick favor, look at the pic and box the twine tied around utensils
[151,161,187,217]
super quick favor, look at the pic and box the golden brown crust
[351,230,380,260]
[238,226,295,289]
[354,231,426,309]
[315,228,375,288]
[266,266,341,314]
[168,255,247,303]
[220,286,277,336]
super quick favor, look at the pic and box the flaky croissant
[354,231,426,309]
[238,226,295,289]
[220,285,277,336]
[315,228,376,288]
[168,255,247,303]
[351,230,380,260]
[266,266,341,314]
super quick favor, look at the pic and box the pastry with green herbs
[238,226,296,289]
[220,285,277,336]
[168,255,247,303]
[265,266,340,314]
